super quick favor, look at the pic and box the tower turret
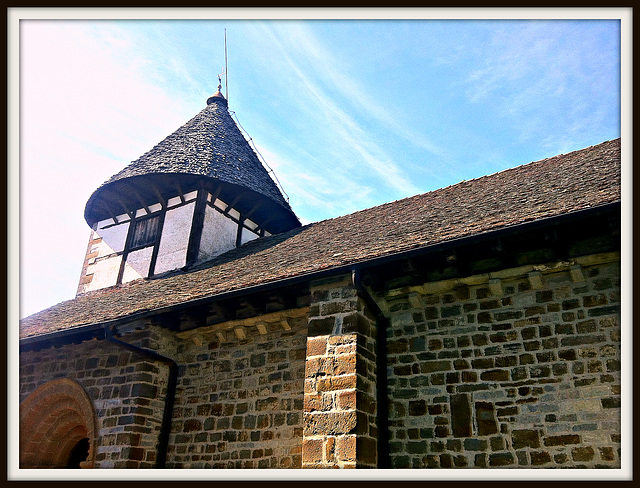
[77,87,300,295]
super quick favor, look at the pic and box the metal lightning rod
[224,29,229,102]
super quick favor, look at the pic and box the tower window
[130,215,160,249]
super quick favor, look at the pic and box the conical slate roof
[84,91,300,234]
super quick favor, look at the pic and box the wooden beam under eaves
[92,194,119,223]
[243,201,263,220]
[120,182,151,215]
[207,184,224,207]
[176,182,185,203]
[257,214,276,235]
[224,193,244,214]
[148,181,167,208]
[103,187,135,219]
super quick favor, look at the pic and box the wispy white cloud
[257,146,375,222]
[459,21,619,148]
[248,22,423,201]
[274,23,449,159]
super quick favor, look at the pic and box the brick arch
[20,378,97,468]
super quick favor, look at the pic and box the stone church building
[19,84,622,469]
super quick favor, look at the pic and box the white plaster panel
[86,255,121,291]
[198,205,239,263]
[95,221,130,256]
[184,190,197,201]
[155,249,188,274]
[167,196,182,208]
[154,202,195,274]
[213,199,227,211]
[97,218,114,230]
[122,247,153,283]
[240,227,259,245]
[149,203,163,213]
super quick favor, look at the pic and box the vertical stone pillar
[302,274,378,468]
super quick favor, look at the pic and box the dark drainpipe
[352,268,390,468]
[105,323,178,468]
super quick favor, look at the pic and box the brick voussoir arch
[20,378,97,469]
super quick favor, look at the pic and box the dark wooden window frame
[117,210,165,284]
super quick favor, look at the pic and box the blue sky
[15,11,625,319]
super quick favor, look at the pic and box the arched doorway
[19,378,97,469]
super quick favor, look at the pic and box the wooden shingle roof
[20,138,621,340]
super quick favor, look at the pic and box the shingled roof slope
[21,138,621,340]
[84,95,295,225]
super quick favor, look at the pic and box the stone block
[475,402,498,436]
[558,349,577,360]
[450,394,471,437]
[601,397,620,409]
[529,450,552,465]
[544,435,581,446]
[307,336,327,357]
[335,389,356,410]
[420,360,452,373]
[535,290,552,303]
[308,318,336,337]
[441,305,461,318]
[387,339,409,355]
[462,371,478,383]
[409,336,426,352]
[409,399,427,416]
[304,410,357,436]
[496,406,518,417]
[583,294,608,307]
[183,419,202,432]
[489,452,514,466]
[335,435,356,462]
[463,438,486,451]
[511,429,541,449]
[587,305,620,317]
[302,438,323,463]
[572,446,595,462]
[480,369,509,381]
[316,374,357,393]
[472,334,489,347]
[471,358,494,369]
[477,312,493,323]
[599,446,616,461]
[474,453,488,468]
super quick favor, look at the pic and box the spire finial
[207,68,227,106]
[217,70,224,92]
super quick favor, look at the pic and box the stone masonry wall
[384,255,621,468]
[166,316,307,468]
[303,275,378,468]
[19,332,170,468]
